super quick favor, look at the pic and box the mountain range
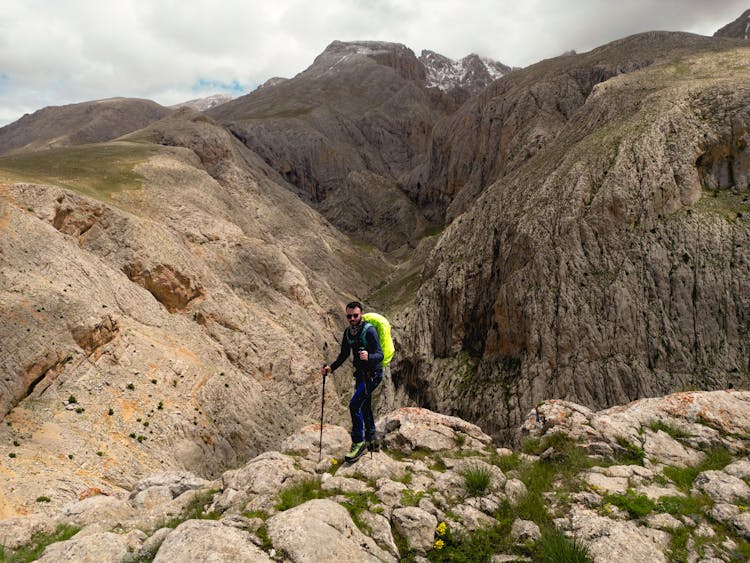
[0,9,749,529]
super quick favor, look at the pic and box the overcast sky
[0,0,747,126]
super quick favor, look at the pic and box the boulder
[391,506,438,554]
[37,530,145,563]
[693,470,750,504]
[510,518,542,543]
[152,519,272,562]
[266,499,394,562]
[380,407,492,452]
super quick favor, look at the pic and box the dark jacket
[330,323,384,374]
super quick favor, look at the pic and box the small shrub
[126,383,135,390]
[75,407,84,414]
[96,451,104,457]
[9,453,16,458]
[108,408,114,416]
[461,464,492,496]
[67,395,77,404]
[13,440,19,447]
[534,527,593,563]
[151,379,157,384]
[35,496,51,503]
[157,402,163,410]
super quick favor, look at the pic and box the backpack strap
[359,322,373,349]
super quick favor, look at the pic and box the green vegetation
[341,491,379,533]
[0,142,156,201]
[275,477,331,511]
[533,527,593,563]
[603,489,656,518]
[693,189,750,224]
[35,496,51,503]
[155,489,219,530]
[613,436,646,465]
[0,524,80,562]
[461,464,492,497]
[663,445,733,492]
[646,420,691,440]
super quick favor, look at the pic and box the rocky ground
[1,390,749,562]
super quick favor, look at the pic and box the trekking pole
[318,342,329,463]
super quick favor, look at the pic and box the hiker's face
[346,307,362,328]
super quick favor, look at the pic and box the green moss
[646,420,691,440]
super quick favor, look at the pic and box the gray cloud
[0,0,746,126]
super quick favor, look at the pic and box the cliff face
[398,38,750,442]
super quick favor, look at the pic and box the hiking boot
[367,439,380,452]
[344,441,367,461]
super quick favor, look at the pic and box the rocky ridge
[0,98,171,156]
[2,391,750,562]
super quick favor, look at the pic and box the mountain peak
[419,49,511,95]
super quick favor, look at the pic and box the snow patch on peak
[420,50,511,94]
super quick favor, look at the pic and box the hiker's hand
[321,365,331,376]
[358,350,368,361]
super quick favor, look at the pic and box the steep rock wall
[398,46,750,443]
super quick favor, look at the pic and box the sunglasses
[346,314,360,319]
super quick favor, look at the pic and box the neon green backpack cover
[362,312,395,367]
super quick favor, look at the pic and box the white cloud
[0,0,747,125]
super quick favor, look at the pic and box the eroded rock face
[398,39,750,443]
[0,110,384,516]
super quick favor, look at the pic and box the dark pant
[350,370,382,443]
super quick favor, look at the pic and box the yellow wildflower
[434,539,445,550]
[331,458,338,465]
[436,521,447,536]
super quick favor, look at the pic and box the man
[322,301,383,461]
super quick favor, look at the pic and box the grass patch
[663,445,734,492]
[341,491,379,533]
[401,489,426,507]
[533,527,593,563]
[646,420,692,440]
[603,489,656,518]
[613,436,646,465]
[427,519,515,562]
[656,494,711,517]
[0,523,80,562]
[275,477,331,511]
[0,141,157,201]
[461,464,492,497]
[157,489,219,530]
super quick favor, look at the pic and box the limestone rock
[0,514,58,550]
[391,506,438,554]
[266,499,394,562]
[37,529,146,563]
[281,423,351,461]
[380,407,492,452]
[567,506,671,562]
[58,495,135,528]
[693,470,750,504]
[504,478,528,504]
[129,471,211,500]
[152,519,272,562]
[510,518,542,543]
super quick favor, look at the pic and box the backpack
[346,312,395,367]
